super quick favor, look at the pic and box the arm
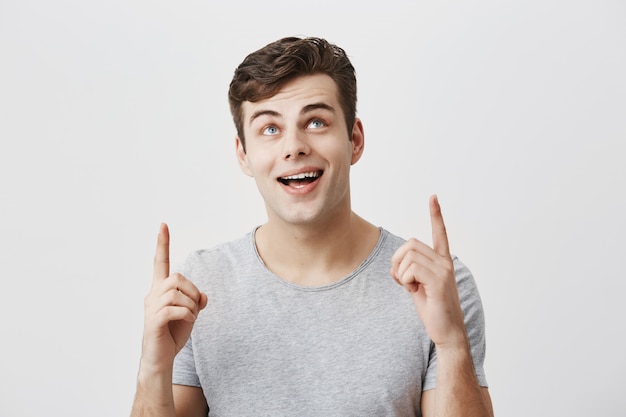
[173,385,209,417]
[131,361,208,417]
[130,224,208,417]
[132,382,207,417]
[390,195,494,417]
[422,387,493,417]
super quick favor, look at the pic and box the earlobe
[351,118,365,165]
[235,137,253,177]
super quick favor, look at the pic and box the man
[131,36,493,417]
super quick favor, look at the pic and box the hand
[390,195,467,348]
[141,223,208,372]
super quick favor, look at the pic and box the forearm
[432,342,493,417]
[130,360,176,417]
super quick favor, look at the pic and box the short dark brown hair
[228,36,357,149]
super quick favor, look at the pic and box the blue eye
[263,126,279,135]
[308,119,325,129]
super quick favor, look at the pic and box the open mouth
[277,170,323,187]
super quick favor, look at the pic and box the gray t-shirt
[173,228,487,417]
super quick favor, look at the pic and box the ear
[350,118,365,165]
[235,136,253,177]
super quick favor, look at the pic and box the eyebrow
[301,102,336,115]
[248,102,336,126]
[248,109,280,126]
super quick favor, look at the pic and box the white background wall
[1,0,624,416]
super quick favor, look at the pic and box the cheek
[337,143,357,166]
[244,151,274,177]
[319,138,351,157]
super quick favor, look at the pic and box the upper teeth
[282,172,319,180]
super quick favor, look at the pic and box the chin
[271,207,324,226]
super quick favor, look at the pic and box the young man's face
[236,73,364,227]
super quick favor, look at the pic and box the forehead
[242,73,341,123]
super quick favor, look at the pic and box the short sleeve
[422,256,488,390]
[172,336,201,387]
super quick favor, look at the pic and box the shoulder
[375,228,407,255]
[175,229,258,280]
[450,256,482,302]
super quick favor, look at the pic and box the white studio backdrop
[1,0,624,416]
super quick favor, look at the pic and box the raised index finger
[430,194,450,257]
[153,223,170,281]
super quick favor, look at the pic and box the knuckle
[162,306,181,321]
[169,272,184,283]
[400,272,413,285]
[163,288,177,304]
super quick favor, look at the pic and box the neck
[255,211,379,287]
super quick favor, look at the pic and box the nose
[283,129,310,160]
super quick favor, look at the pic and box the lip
[276,166,323,195]
[277,166,324,179]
